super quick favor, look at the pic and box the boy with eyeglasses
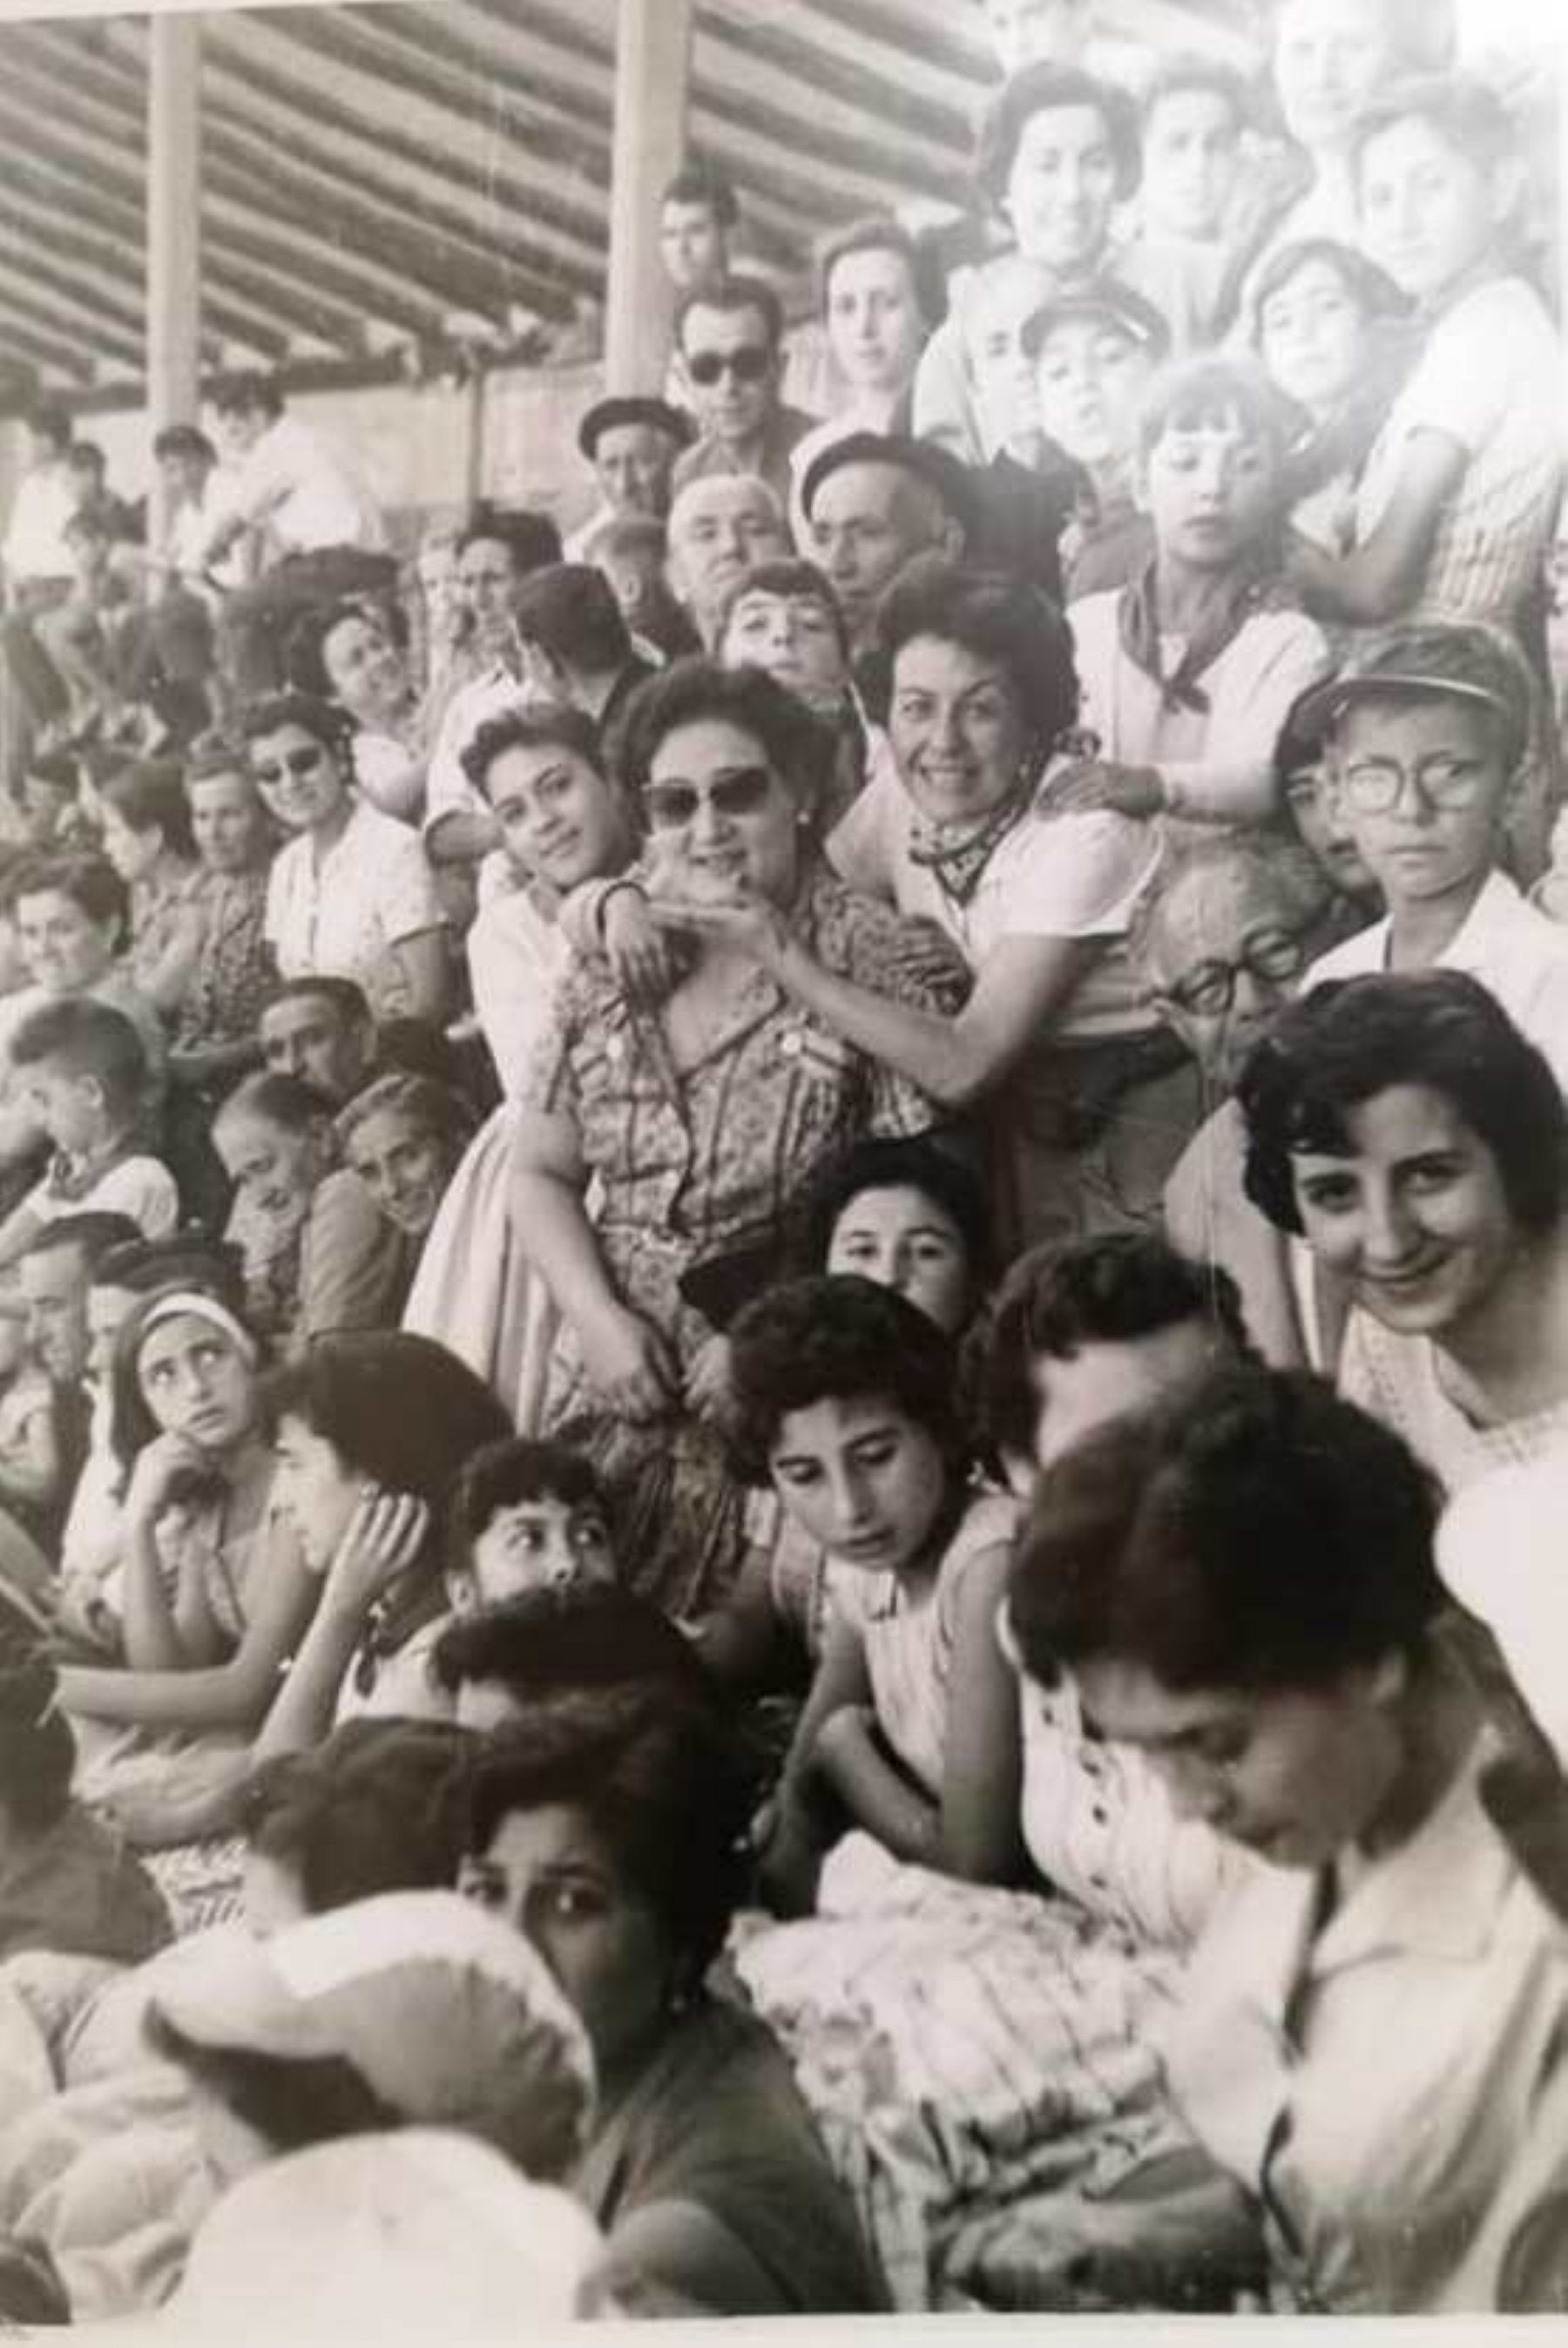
[1298,622,1568,1093]
[669,278,814,513]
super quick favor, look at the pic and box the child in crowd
[701,1138,992,1691]
[0,999,177,1269]
[729,1275,1021,1907]
[1027,282,1168,599]
[1056,353,1331,826]
[1274,685,1382,940]
[1298,622,1568,1091]
[1289,77,1564,646]
[0,1661,172,1966]
[1127,57,1254,352]
[444,1436,619,1619]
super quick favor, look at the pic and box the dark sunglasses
[251,745,327,786]
[686,346,771,387]
[644,764,774,829]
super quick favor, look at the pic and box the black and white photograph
[0,0,1564,2325]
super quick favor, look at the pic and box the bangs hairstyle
[975,63,1141,214]
[1247,236,1409,344]
[258,1332,511,1512]
[1138,353,1297,464]
[236,691,355,765]
[612,657,838,819]
[1009,1367,1444,1696]
[463,1688,757,1984]
[966,1232,1251,1463]
[716,559,850,661]
[445,1436,613,1579]
[876,556,1079,762]
[1238,971,1568,1237]
[726,1272,968,1488]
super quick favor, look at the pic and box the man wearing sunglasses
[670,277,814,512]
[1136,830,1337,1368]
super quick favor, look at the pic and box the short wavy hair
[612,656,839,820]
[1237,971,1568,1236]
[1009,1365,1445,1695]
[458,700,607,802]
[726,1271,968,1489]
[876,556,1079,768]
[975,63,1141,216]
[236,690,356,768]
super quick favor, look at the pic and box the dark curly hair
[726,1272,969,1489]
[974,62,1141,216]
[463,1681,757,1987]
[1008,1365,1444,1695]
[612,656,839,822]
[240,1719,471,1912]
[236,690,357,769]
[444,1438,614,1587]
[875,557,1079,773]
[458,700,608,801]
[965,1232,1252,1465]
[794,1135,992,1296]
[1237,971,1568,1237]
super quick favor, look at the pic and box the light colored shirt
[466,886,566,1100]
[1302,870,1568,1095]
[24,1153,178,1242]
[1355,274,1566,624]
[264,798,443,1019]
[829,760,1160,1038]
[1164,1097,1304,1369]
[1067,588,1333,824]
[1337,1306,1568,1494]
[1165,1744,1568,2312]
[226,414,385,558]
[3,464,78,583]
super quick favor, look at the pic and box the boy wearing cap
[565,398,693,563]
[1300,621,1568,1092]
[1057,354,1331,826]
[1026,279,1168,599]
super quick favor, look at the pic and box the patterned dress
[520,863,969,1614]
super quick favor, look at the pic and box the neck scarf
[1117,552,1286,718]
[906,772,1033,909]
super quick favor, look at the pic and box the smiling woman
[1238,970,1568,1486]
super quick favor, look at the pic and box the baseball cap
[800,430,978,542]
[1294,620,1535,764]
[149,1889,595,2179]
[1020,278,1171,364]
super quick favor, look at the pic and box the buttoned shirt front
[264,798,443,1019]
[1166,1746,1568,2311]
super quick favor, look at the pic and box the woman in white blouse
[239,692,447,1025]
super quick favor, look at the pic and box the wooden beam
[0,266,125,375]
[146,10,201,457]
[698,8,973,166]
[606,0,694,392]
[0,316,86,386]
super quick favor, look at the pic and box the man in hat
[565,396,693,562]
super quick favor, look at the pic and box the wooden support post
[605,0,695,394]
[146,14,202,548]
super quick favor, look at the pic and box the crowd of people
[0,0,1566,2320]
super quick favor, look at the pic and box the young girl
[729,1274,1021,1905]
[0,1660,171,1966]
[700,1139,991,1690]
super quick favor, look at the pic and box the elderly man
[800,433,972,660]
[1133,831,1334,1366]
[670,277,814,511]
[565,396,693,562]
[666,474,789,650]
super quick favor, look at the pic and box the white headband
[136,1289,260,1372]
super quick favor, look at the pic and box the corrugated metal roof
[0,0,1257,411]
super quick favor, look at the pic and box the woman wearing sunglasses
[509,657,967,1616]
[665,558,1189,1255]
[238,692,448,1025]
